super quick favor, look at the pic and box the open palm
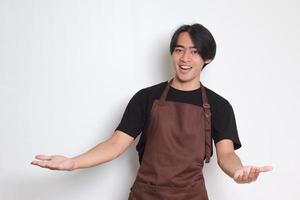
[31,155,75,171]
[233,165,273,184]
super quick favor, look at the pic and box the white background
[1,0,299,199]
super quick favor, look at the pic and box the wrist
[232,165,243,178]
[70,157,79,171]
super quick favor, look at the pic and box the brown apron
[128,78,212,200]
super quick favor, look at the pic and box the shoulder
[203,86,233,110]
[143,81,168,93]
[134,81,168,99]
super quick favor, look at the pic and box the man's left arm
[216,139,273,184]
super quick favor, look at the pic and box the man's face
[171,32,210,84]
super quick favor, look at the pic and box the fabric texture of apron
[128,78,212,200]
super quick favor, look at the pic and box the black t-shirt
[116,81,242,164]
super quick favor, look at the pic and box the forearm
[71,139,121,170]
[217,152,243,178]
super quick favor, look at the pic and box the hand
[31,155,76,171]
[233,165,273,184]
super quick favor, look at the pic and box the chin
[175,72,200,83]
[175,74,192,83]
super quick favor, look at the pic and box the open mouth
[179,65,192,72]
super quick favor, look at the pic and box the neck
[171,77,201,91]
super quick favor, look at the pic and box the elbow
[217,152,234,168]
[217,152,226,167]
[111,151,121,161]
[109,144,124,161]
[217,157,224,169]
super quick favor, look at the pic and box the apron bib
[128,79,212,200]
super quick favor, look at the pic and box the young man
[31,23,272,200]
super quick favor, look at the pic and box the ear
[204,59,212,64]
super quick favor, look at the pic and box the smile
[179,65,192,70]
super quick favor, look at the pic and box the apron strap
[159,79,173,102]
[200,82,212,163]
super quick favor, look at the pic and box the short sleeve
[115,89,147,139]
[212,101,242,150]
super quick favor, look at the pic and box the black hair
[170,23,216,69]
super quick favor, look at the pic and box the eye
[174,48,183,53]
[191,49,198,55]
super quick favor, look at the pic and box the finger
[235,173,243,183]
[30,160,38,166]
[245,167,254,183]
[235,170,246,184]
[238,172,244,182]
[254,167,260,178]
[45,162,59,170]
[234,168,244,182]
[251,170,260,182]
[31,160,58,170]
[252,167,262,182]
[242,168,249,183]
[259,166,273,172]
[31,160,49,168]
[234,173,241,181]
[252,173,259,182]
[35,155,52,161]
[31,160,42,166]
[234,168,242,180]
[248,167,256,180]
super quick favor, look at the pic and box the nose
[180,49,191,62]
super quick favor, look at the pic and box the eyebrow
[175,45,197,49]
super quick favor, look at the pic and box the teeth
[180,65,192,69]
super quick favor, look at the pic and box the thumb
[259,165,273,172]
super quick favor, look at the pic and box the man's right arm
[31,130,134,171]
[72,130,134,170]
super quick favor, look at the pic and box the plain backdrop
[1,0,299,199]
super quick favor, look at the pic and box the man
[31,23,272,199]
